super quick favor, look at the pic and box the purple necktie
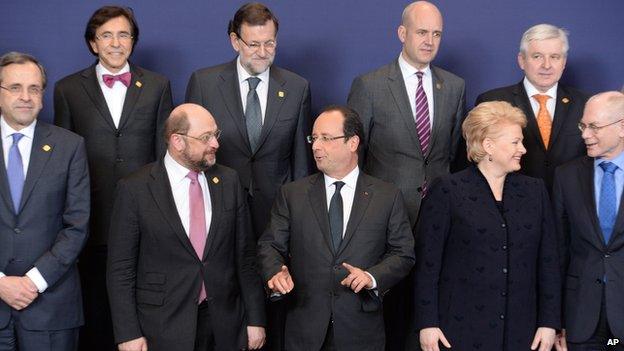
[187,171,207,303]
[7,133,24,213]
[102,72,131,88]
[414,71,431,155]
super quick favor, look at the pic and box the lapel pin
[135,81,142,88]
[436,83,442,90]
[212,177,219,184]
[364,191,369,196]
[278,91,285,98]
[42,145,51,152]
[562,97,569,104]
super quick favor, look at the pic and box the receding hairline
[401,1,443,27]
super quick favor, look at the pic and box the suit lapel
[0,130,15,213]
[255,69,286,154]
[429,66,447,158]
[202,167,223,261]
[148,161,198,258]
[336,174,372,256]
[578,157,607,249]
[387,62,422,157]
[513,82,545,152]
[117,63,145,130]
[19,123,53,213]
[307,174,334,253]
[548,85,572,149]
[218,61,251,151]
[80,64,117,131]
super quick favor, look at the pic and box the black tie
[329,181,345,253]
[245,77,262,152]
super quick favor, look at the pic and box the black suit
[186,60,313,241]
[476,81,587,191]
[258,172,415,351]
[414,166,561,351]
[54,62,173,350]
[554,157,624,343]
[107,161,265,351]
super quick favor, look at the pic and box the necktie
[245,77,262,152]
[415,71,431,155]
[7,133,25,213]
[533,94,552,149]
[102,72,132,88]
[329,181,345,253]
[599,162,618,244]
[187,171,207,303]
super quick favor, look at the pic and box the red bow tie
[102,72,132,88]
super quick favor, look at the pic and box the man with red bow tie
[53,6,173,351]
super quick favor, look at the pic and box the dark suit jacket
[186,60,313,240]
[54,62,173,246]
[257,172,415,351]
[348,61,466,226]
[554,157,624,342]
[415,166,561,351]
[0,121,89,330]
[107,161,265,351]
[476,81,587,191]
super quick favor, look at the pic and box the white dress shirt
[523,77,557,120]
[164,152,212,236]
[96,62,130,128]
[237,56,269,123]
[398,53,435,125]
[0,116,48,292]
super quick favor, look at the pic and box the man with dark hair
[0,51,90,351]
[108,103,266,351]
[258,106,414,351]
[185,3,312,349]
[53,5,173,351]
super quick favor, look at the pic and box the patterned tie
[599,162,618,244]
[7,133,25,213]
[533,94,552,149]
[245,77,262,152]
[102,72,132,88]
[415,71,431,155]
[329,181,345,253]
[187,171,207,303]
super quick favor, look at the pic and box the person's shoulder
[558,83,589,102]
[40,121,83,143]
[355,61,397,82]
[131,63,170,84]
[190,61,235,79]
[431,65,464,85]
[271,65,308,85]
[360,172,400,192]
[55,65,95,87]
[556,155,590,175]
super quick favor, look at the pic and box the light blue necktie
[599,161,618,244]
[7,133,25,213]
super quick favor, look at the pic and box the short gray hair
[519,24,569,57]
[0,52,47,89]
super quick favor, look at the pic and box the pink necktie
[414,71,431,155]
[102,72,131,88]
[187,171,207,303]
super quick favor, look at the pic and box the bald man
[347,2,465,349]
[107,104,266,351]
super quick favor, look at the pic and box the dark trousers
[383,274,412,351]
[77,245,115,351]
[569,288,624,351]
[265,299,286,351]
[195,300,215,351]
[320,321,336,351]
[0,318,78,351]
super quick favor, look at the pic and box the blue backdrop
[2,0,623,122]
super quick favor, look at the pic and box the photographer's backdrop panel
[1,0,623,122]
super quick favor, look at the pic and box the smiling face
[89,16,133,73]
[0,62,43,130]
[483,123,527,174]
[230,21,276,75]
[397,2,443,70]
[518,38,567,93]
[581,97,624,160]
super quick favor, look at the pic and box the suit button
[8,258,14,263]
[13,228,21,234]
[544,161,550,167]
[596,279,603,284]
[604,253,611,258]
[333,265,339,270]
[502,268,508,274]
[116,158,124,162]
[116,132,122,137]
[501,223,506,228]
[502,245,507,250]
[501,291,507,297]
[424,159,429,165]
[500,314,505,320]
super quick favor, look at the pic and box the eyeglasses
[0,84,43,96]
[237,36,276,53]
[306,135,348,144]
[578,119,623,133]
[177,130,222,144]
[95,32,134,42]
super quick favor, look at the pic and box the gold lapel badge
[562,97,570,104]
[364,191,369,196]
[436,83,442,90]
[278,91,285,98]
[42,145,51,152]
[135,81,142,88]
[212,177,219,184]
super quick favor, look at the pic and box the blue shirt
[594,151,624,212]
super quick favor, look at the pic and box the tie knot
[11,133,24,145]
[334,181,345,192]
[416,71,424,80]
[247,77,261,90]
[533,94,549,106]
[600,162,618,175]
[187,170,200,182]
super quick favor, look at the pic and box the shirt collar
[0,116,37,140]
[523,77,558,99]
[324,166,360,191]
[398,53,431,80]
[236,56,270,86]
[164,151,203,184]
[594,151,624,172]
[96,62,131,80]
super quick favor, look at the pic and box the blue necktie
[7,133,25,213]
[599,161,618,244]
[329,181,345,253]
